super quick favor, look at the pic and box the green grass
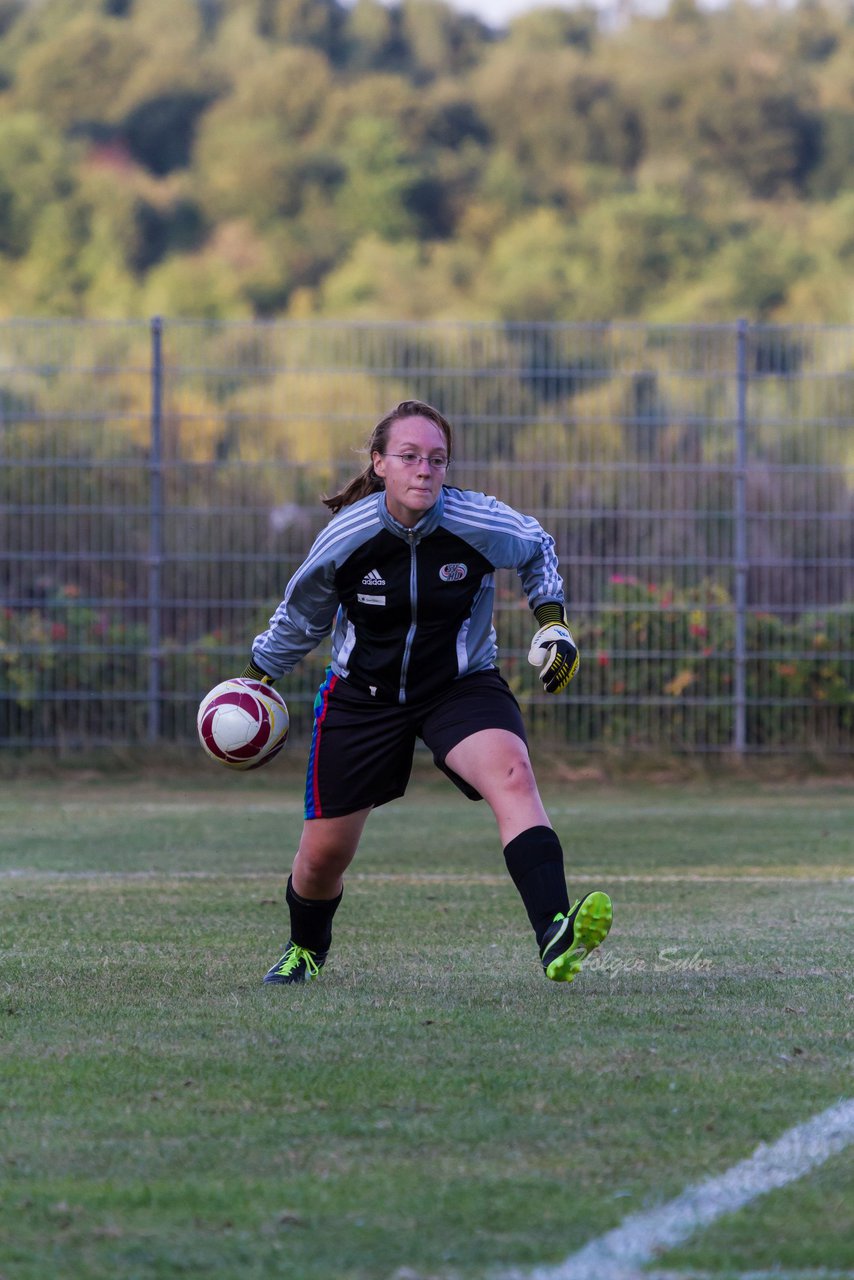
[1,769,852,1280]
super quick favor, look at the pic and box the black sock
[286,876,342,954]
[503,826,570,946]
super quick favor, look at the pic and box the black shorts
[303,668,528,819]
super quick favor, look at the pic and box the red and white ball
[197,678,289,770]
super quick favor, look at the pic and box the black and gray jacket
[252,486,564,705]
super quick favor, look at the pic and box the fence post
[147,316,164,743]
[733,319,749,754]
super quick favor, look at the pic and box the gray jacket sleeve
[441,489,565,610]
[250,495,381,678]
[251,557,338,679]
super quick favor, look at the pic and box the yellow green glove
[528,603,579,694]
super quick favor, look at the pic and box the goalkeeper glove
[527,602,579,694]
[241,659,277,686]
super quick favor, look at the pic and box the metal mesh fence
[1,318,851,754]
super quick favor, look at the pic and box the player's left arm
[495,505,580,694]
[441,490,579,693]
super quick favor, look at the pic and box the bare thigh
[291,807,372,899]
[443,728,550,845]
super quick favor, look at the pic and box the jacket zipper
[398,531,418,704]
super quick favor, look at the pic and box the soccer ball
[197,678,289,770]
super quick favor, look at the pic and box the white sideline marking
[646,1272,854,1279]
[1,869,850,885]
[503,1099,854,1280]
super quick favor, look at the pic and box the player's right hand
[241,659,277,685]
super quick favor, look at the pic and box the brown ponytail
[321,464,383,515]
[322,400,453,515]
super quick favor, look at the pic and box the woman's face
[372,416,449,528]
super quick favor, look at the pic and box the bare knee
[292,811,368,897]
[481,749,550,842]
[498,749,540,799]
[295,834,351,882]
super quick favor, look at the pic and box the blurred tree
[195,114,305,225]
[808,110,854,198]
[788,0,840,63]
[471,46,644,202]
[123,91,218,175]
[691,64,821,197]
[727,224,825,319]
[331,115,424,241]
[197,43,332,150]
[477,208,577,321]
[0,0,23,39]
[0,114,75,258]
[571,190,716,317]
[656,221,816,321]
[14,201,91,314]
[256,0,345,58]
[124,0,210,46]
[142,250,252,319]
[507,5,599,53]
[417,89,491,150]
[193,45,335,225]
[314,70,422,146]
[219,44,332,138]
[80,162,207,277]
[314,233,482,319]
[107,2,228,173]
[204,2,271,73]
[398,0,491,80]
[0,0,109,58]
[0,0,849,323]
[13,13,146,130]
[324,76,489,242]
[342,0,406,72]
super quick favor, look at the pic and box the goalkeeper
[243,399,612,986]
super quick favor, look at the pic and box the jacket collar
[378,487,445,542]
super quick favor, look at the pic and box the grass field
[1,763,852,1280]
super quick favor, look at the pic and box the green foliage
[256,0,345,56]
[123,90,216,175]
[12,12,146,130]
[691,63,820,198]
[332,114,426,242]
[343,0,404,72]
[508,5,599,53]
[0,0,852,320]
[398,0,490,78]
[571,190,716,319]
[472,45,643,197]
[481,208,577,321]
[808,109,854,198]
[0,114,75,258]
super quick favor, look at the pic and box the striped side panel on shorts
[304,670,338,819]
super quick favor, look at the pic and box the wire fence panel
[1,318,851,754]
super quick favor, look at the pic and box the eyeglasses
[386,452,449,471]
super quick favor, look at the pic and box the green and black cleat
[263,940,327,985]
[540,892,612,983]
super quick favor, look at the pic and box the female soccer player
[243,400,612,985]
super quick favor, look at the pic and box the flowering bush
[569,575,852,749]
[0,584,150,740]
[1,576,851,751]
